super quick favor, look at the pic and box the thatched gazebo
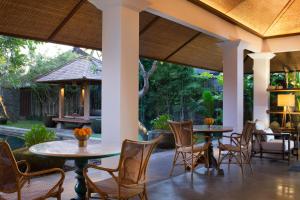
[36,56,101,128]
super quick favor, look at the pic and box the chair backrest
[241,121,256,146]
[118,136,161,186]
[0,141,20,193]
[168,120,193,147]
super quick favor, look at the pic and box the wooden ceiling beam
[139,16,160,35]
[164,32,201,61]
[263,0,295,35]
[48,0,86,40]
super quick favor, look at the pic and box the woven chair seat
[218,143,246,152]
[90,178,144,199]
[0,175,63,200]
[178,143,208,153]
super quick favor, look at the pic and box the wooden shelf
[267,110,300,115]
[267,88,300,92]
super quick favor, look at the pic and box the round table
[193,125,233,175]
[29,140,120,200]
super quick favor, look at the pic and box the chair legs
[218,149,253,176]
[170,148,208,177]
[169,150,180,176]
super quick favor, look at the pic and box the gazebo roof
[36,57,102,84]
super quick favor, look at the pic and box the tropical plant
[200,90,215,117]
[24,125,56,147]
[151,114,171,130]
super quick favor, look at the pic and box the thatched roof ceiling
[189,0,300,38]
[0,0,223,71]
[0,0,296,73]
[36,57,102,84]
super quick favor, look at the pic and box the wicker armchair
[168,120,210,177]
[0,141,65,200]
[217,121,255,176]
[83,136,161,200]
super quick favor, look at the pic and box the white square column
[219,40,247,133]
[89,0,148,146]
[248,52,275,126]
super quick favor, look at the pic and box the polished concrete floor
[147,158,300,200]
[59,150,300,200]
[2,149,299,200]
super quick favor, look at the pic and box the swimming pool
[0,134,25,150]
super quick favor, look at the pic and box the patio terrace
[2,0,300,200]
[44,150,299,200]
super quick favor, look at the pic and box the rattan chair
[217,121,255,176]
[83,136,161,200]
[0,141,65,200]
[168,120,210,177]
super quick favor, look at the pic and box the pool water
[0,134,25,150]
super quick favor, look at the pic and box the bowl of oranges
[73,127,92,147]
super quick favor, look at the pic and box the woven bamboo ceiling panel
[0,0,224,71]
[0,0,293,73]
[189,0,300,38]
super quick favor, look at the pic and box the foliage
[24,125,56,147]
[139,60,223,128]
[151,114,171,130]
[23,51,80,115]
[23,50,79,85]
[244,75,253,122]
[5,120,43,129]
[200,90,215,117]
[0,36,38,88]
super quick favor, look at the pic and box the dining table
[29,139,120,200]
[193,125,233,175]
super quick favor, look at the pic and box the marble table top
[193,125,233,133]
[29,140,121,159]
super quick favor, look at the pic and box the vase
[75,135,90,147]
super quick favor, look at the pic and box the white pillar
[219,40,247,133]
[248,52,275,126]
[89,0,148,146]
[83,82,90,120]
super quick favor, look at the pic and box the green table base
[71,158,88,200]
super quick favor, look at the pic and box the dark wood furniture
[253,127,299,163]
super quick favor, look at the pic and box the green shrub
[91,119,101,134]
[151,114,171,130]
[24,125,56,147]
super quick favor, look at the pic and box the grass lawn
[5,120,43,129]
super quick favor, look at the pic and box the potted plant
[148,114,175,149]
[13,125,65,171]
[200,90,215,127]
